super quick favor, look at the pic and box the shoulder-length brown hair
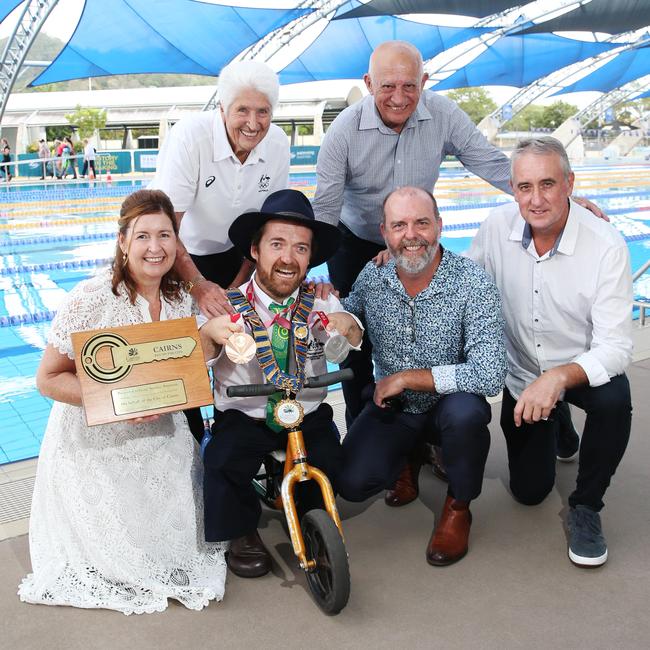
[111,189,183,305]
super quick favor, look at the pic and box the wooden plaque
[72,317,213,426]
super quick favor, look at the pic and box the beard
[391,237,438,274]
[255,260,305,301]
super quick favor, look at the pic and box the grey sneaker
[567,505,608,567]
[555,402,580,462]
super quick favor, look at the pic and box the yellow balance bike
[226,368,352,615]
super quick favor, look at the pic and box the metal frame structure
[0,0,60,127]
[202,0,350,111]
[486,34,650,127]
[573,73,650,126]
[425,0,589,78]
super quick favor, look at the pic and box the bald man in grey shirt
[313,41,511,424]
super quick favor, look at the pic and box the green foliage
[502,102,578,132]
[445,88,497,124]
[502,105,546,131]
[26,141,40,153]
[541,101,578,129]
[65,105,107,138]
[131,127,159,139]
[46,126,72,141]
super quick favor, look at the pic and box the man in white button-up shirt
[468,137,633,569]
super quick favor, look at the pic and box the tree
[502,104,546,132]
[540,101,578,129]
[445,88,497,124]
[65,105,107,139]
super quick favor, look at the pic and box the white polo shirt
[150,109,290,256]
[467,199,633,400]
[198,275,363,420]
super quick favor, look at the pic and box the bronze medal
[224,332,257,364]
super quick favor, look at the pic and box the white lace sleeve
[50,271,193,358]
[48,269,115,358]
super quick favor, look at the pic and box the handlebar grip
[303,368,354,388]
[226,383,278,398]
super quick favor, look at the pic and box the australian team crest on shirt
[258,174,271,191]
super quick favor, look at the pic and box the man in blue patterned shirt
[337,186,507,566]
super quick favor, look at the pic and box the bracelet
[184,274,206,294]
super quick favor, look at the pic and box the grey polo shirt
[313,91,511,245]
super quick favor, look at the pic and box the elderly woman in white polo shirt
[151,59,290,319]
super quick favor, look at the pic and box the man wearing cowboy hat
[199,189,363,578]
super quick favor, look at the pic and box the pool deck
[1,325,649,649]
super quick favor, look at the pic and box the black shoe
[555,402,579,462]
[227,531,271,578]
[567,506,607,567]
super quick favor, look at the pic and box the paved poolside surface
[1,352,649,650]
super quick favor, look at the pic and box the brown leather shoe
[385,459,421,507]
[426,496,472,566]
[227,531,271,578]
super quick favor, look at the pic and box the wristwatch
[183,274,205,294]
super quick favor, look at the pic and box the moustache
[272,262,300,274]
[400,238,431,251]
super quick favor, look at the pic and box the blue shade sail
[554,44,650,95]
[279,6,489,83]
[0,0,23,25]
[334,0,520,20]
[30,0,311,86]
[517,0,650,36]
[432,34,621,90]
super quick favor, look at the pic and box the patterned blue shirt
[343,248,507,414]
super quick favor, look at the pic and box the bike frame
[280,417,344,571]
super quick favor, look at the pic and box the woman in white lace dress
[19,189,227,615]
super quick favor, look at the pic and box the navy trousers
[500,374,632,511]
[326,223,384,425]
[336,393,492,504]
[203,403,343,542]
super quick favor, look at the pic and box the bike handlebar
[226,369,353,398]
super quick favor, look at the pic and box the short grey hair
[218,60,280,113]
[511,136,572,180]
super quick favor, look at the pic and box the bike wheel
[301,509,350,615]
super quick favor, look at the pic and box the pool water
[1,167,648,465]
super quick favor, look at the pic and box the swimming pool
[1,168,648,465]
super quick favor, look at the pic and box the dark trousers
[81,160,96,177]
[203,403,343,542]
[327,223,384,425]
[190,247,243,288]
[500,374,632,511]
[336,393,492,504]
[184,247,245,443]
